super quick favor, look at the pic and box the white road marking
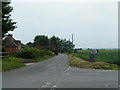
[41,82,51,88]
[46,82,51,85]
[41,85,48,88]
[52,85,58,88]
[64,66,70,73]
[24,63,34,66]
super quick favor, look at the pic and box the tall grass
[2,57,25,71]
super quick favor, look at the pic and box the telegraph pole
[72,34,74,53]
[72,34,73,44]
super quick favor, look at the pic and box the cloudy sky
[9,0,118,48]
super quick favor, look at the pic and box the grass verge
[0,59,2,72]
[2,57,25,71]
[36,55,54,62]
[2,55,55,72]
[69,54,119,70]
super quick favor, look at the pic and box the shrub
[15,48,53,59]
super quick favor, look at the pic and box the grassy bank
[69,54,119,70]
[2,55,54,72]
[74,49,119,65]
[2,57,25,71]
[2,48,55,72]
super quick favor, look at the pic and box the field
[69,54,118,70]
[74,49,119,65]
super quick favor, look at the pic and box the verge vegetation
[69,54,119,70]
[2,48,54,72]
[2,57,25,71]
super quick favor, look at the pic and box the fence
[0,52,10,59]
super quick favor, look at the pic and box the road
[2,54,118,88]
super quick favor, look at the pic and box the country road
[2,54,119,88]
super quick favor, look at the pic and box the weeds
[69,54,119,70]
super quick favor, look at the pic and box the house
[3,34,22,52]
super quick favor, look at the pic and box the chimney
[8,34,13,38]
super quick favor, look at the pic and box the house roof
[3,36,17,47]
[3,34,22,47]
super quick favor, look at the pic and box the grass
[2,57,25,71]
[0,59,2,72]
[2,55,55,72]
[69,54,119,70]
[74,49,119,65]
[2,48,55,72]
[36,55,54,62]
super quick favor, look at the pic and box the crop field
[74,49,119,65]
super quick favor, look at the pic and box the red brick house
[3,34,22,52]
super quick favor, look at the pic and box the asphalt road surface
[2,54,118,88]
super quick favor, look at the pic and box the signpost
[89,49,98,62]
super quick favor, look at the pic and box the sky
[9,0,118,49]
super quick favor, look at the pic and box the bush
[15,48,53,59]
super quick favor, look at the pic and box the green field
[74,49,119,65]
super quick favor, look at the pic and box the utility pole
[72,34,74,53]
[72,34,73,44]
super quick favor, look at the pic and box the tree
[58,39,74,53]
[26,42,33,47]
[2,2,17,38]
[34,35,49,46]
[50,36,59,55]
[50,36,75,54]
[27,35,75,54]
